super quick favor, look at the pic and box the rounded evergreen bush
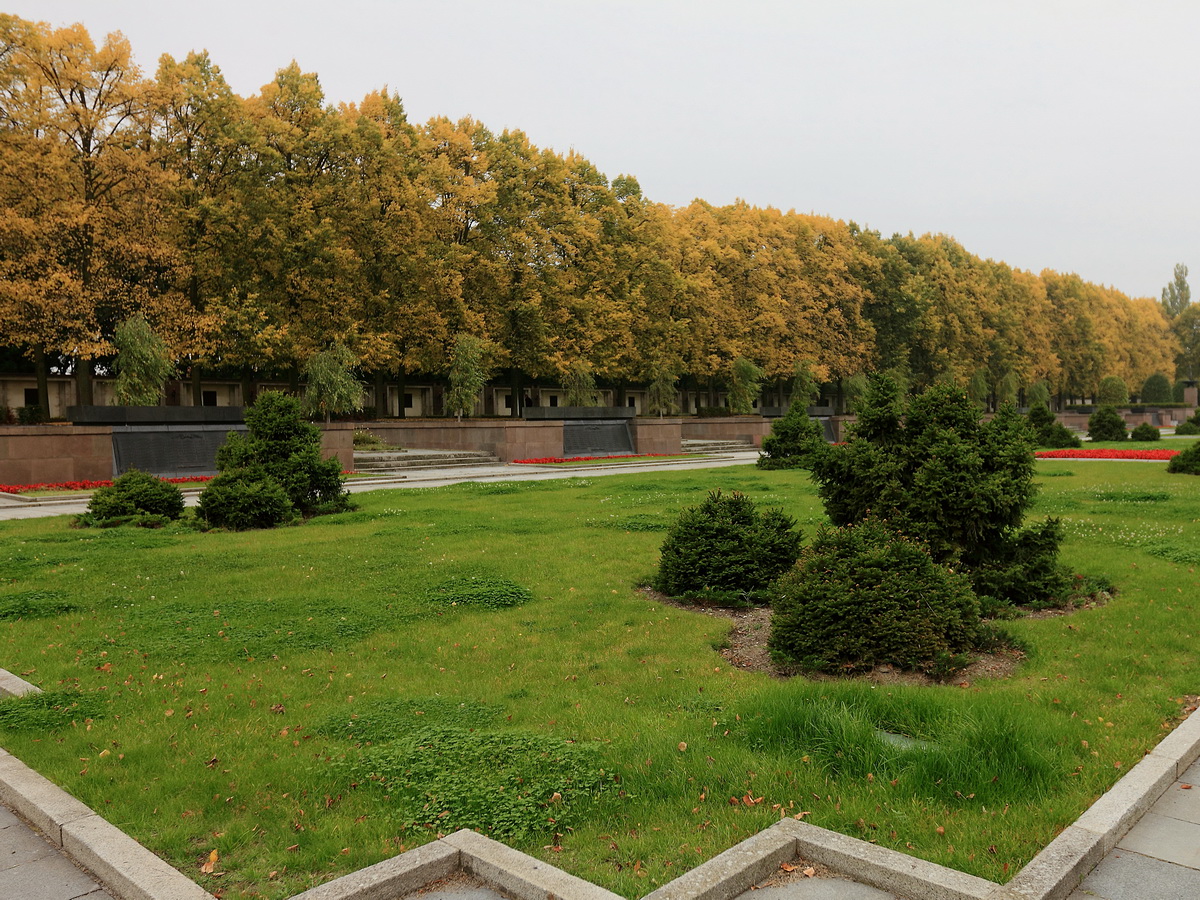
[1167,441,1200,475]
[1087,406,1127,442]
[653,489,802,603]
[758,407,824,469]
[1130,422,1161,442]
[1174,420,1200,436]
[1026,403,1081,448]
[769,519,980,673]
[196,469,294,530]
[82,469,184,527]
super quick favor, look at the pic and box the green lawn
[0,461,1197,899]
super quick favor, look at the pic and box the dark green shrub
[1096,375,1129,407]
[17,405,47,425]
[769,520,979,673]
[1175,420,1200,435]
[654,489,801,603]
[807,377,1064,608]
[80,469,184,527]
[970,518,1072,615]
[1140,373,1173,404]
[757,407,824,469]
[1167,441,1200,475]
[1130,423,1161,442]
[203,391,350,526]
[196,469,294,530]
[1087,406,1127,441]
[1027,403,1081,448]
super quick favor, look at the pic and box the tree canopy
[0,15,1182,410]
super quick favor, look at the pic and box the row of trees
[0,14,1191,419]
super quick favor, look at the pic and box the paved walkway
[1068,757,1200,899]
[1,802,111,899]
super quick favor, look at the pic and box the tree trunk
[34,347,50,419]
[76,358,93,406]
[191,364,203,406]
[397,369,407,418]
[374,369,387,418]
[510,369,523,417]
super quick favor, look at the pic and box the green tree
[1140,373,1172,404]
[645,366,678,417]
[1172,304,1200,384]
[112,315,173,405]
[563,360,600,407]
[302,343,363,423]
[446,334,489,419]
[1097,375,1129,407]
[1161,263,1191,319]
[727,357,764,415]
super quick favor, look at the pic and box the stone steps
[680,439,756,454]
[352,450,502,472]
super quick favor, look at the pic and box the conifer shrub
[200,391,350,530]
[1167,440,1200,475]
[769,520,979,673]
[1175,420,1200,435]
[1140,373,1172,404]
[80,469,184,527]
[1130,423,1161,442]
[1026,403,1081,448]
[654,489,801,604]
[1087,406,1127,442]
[807,377,1064,608]
[969,518,1072,616]
[757,406,824,469]
[196,469,294,531]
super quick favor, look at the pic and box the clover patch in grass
[0,590,78,621]
[430,576,533,609]
[0,690,104,732]
[335,726,616,840]
[315,696,501,744]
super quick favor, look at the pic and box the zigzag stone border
[1,670,1198,900]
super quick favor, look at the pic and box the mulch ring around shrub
[640,588,1024,687]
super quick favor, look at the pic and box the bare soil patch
[644,589,1024,687]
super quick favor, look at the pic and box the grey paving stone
[0,804,21,829]
[1,819,55,869]
[735,879,900,899]
[1068,849,1200,900]
[1180,759,1200,784]
[1115,812,1200,870]
[1150,782,1200,824]
[0,846,108,899]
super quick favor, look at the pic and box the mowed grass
[0,462,1198,899]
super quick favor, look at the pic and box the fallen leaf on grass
[201,849,218,874]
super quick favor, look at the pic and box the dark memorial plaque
[111,424,247,478]
[562,420,634,457]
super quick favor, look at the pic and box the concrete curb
[0,668,41,698]
[285,840,460,900]
[443,829,624,900]
[640,822,797,900]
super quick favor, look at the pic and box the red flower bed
[513,453,684,465]
[0,475,213,495]
[1035,449,1180,460]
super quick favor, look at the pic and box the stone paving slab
[740,882,899,900]
[1066,849,1200,900]
[1,805,114,900]
[1113,812,1200,870]
[1149,780,1200,823]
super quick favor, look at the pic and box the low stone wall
[681,416,772,447]
[0,423,354,484]
[630,417,683,454]
[359,418,565,462]
[0,425,114,485]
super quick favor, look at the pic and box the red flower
[1034,449,1179,460]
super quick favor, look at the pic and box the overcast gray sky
[11,0,1197,301]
